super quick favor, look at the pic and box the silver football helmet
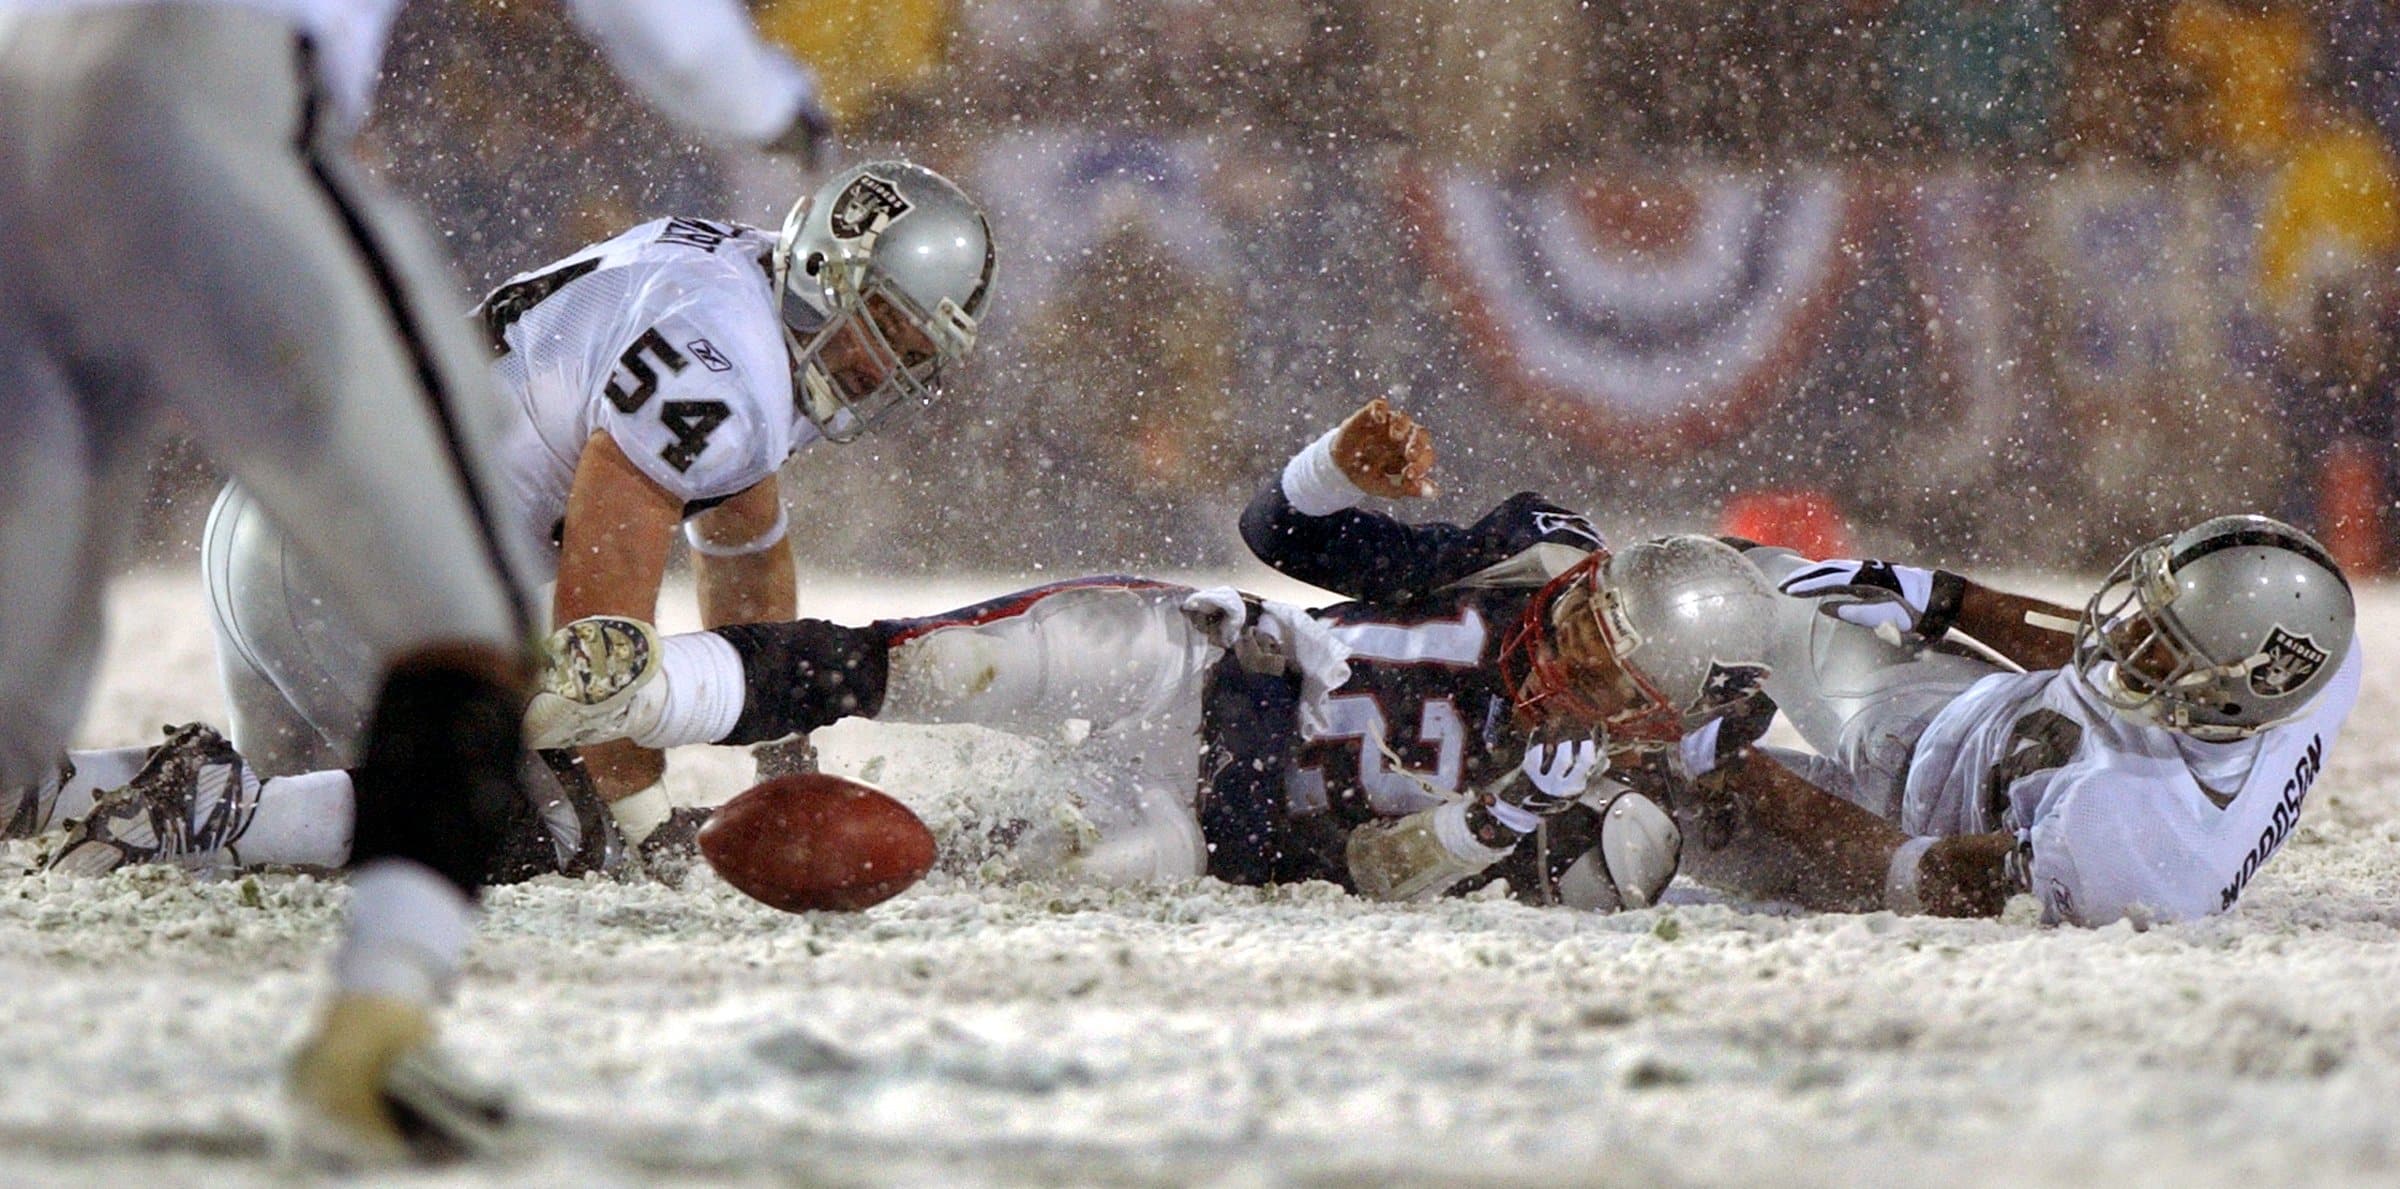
[1509,535,1778,747]
[2073,515,2354,740]
[772,160,995,442]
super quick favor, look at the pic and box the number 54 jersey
[1900,640,2361,926]
[480,216,815,561]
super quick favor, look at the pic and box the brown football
[697,774,936,912]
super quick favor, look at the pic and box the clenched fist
[1331,398,1436,499]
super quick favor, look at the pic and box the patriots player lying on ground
[1672,515,2360,927]
[4,161,997,882]
[526,400,1785,906]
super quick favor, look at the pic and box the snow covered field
[6,568,2400,1186]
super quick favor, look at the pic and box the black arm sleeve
[1240,480,1595,603]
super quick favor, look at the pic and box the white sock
[235,768,356,868]
[333,859,476,1007]
[52,746,150,826]
[609,780,671,846]
[636,631,749,748]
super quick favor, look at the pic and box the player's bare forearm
[697,537,796,626]
[1705,755,2019,917]
[1707,753,1902,911]
[555,431,684,800]
[690,479,795,627]
[1952,582,2080,671]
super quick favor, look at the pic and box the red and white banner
[1402,163,1862,456]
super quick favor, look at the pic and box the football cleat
[2,754,69,840]
[46,723,259,875]
[525,616,666,750]
[287,994,512,1167]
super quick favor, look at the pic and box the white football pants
[0,6,536,790]
[875,579,1224,883]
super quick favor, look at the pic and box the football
[696,774,937,912]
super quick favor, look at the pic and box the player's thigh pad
[879,581,1218,735]
[6,6,538,660]
[204,484,379,771]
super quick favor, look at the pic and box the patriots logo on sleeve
[1697,660,1770,713]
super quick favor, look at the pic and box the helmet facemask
[770,167,988,444]
[2073,538,2272,741]
[1501,553,1688,751]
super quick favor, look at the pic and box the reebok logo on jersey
[829,174,912,240]
[1530,510,1605,550]
[2217,734,2322,910]
[2250,627,2328,697]
[687,339,732,372]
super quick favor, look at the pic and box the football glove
[1484,738,1603,833]
[1777,558,1967,643]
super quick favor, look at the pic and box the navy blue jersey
[1201,483,1607,886]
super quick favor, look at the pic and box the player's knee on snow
[714,619,889,744]
[348,645,532,897]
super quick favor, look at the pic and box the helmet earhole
[805,253,825,277]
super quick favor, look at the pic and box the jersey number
[604,328,730,474]
[1984,708,2082,827]
[1299,612,1488,815]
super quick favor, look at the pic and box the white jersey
[484,216,818,563]
[1901,641,2362,926]
[0,0,814,138]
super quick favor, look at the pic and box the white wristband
[609,781,673,846]
[1885,835,1938,915]
[1280,427,1370,517]
[685,502,789,558]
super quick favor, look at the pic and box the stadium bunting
[1401,163,1860,456]
[970,130,1235,322]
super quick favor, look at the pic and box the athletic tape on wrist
[685,502,789,558]
[1884,835,1939,915]
[1281,427,1370,517]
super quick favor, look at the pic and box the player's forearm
[688,478,794,627]
[1710,754,1900,911]
[1711,755,2020,917]
[555,432,684,802]
[695,538,795,627]
[1951,583,2080,671]
[553,435,682,626]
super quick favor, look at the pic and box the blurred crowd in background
[135,0,2400,578]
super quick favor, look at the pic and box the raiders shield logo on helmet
[2250,626,2329,697]
[828,173,912,241]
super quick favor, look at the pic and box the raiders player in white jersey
[0,0,833,1165]
[1673,516,2359,927]
[201,161,993,871]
